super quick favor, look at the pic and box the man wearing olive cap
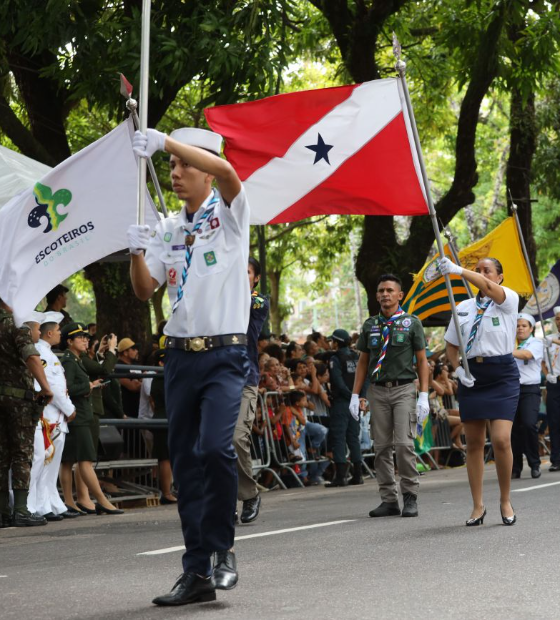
[128,126,250,606]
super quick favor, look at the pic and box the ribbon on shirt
[372,307,405,378]
[466,295,492,354]
[172,191,219,314]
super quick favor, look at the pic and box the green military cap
[61,322,88,339]
[331,328,351,344]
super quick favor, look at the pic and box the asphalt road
[2,462,560,620]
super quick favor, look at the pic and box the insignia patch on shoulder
[41,359,47,368]
[402,318,412,328]
[150,230,157,238]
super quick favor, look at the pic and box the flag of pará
[205,79,429,224]
[0,119,156,325]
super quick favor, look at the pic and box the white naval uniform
[516,336,543,385]
[445,287,519,357]
[27,339,75,516]
[544,335,560,378]
[144,188,250,337]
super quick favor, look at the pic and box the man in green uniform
[325,329,366,488]
[352,274,429,518]
[0,301,53,527]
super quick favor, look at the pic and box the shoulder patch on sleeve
[41,359,47,368]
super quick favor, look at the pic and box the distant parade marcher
[128,126,250,607]
[511,313,543,480]
[0,302,53,527]
[544,306,560,472]
[234,257,269,524]
[439,256,519,526]
[27,312,78,520]
[44,284,73,330]
[326,328,365,488]
[352,274,430,518]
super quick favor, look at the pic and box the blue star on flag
[305,133,333,165]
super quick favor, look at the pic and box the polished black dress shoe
[160,495,178,505]
[152,573,216,606]
[76,502,97,515]
[240,494,261,524]
[95,505,124,515]
[61,510,79,519]
[65,505,87,516]
[501,503,517,526]
[212,550,238,590]
[531,466,541,479]
[13,511,47,527]
[0,513,12,528]
[466,506,486,526]
[44,512,64,522]
[369,501,401,518]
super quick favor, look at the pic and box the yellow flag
[403,217,532,321]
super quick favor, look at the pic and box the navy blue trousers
[547,382,560,466]
[511,385,541,472]
[330,399,362,464]
[165,345,249,575]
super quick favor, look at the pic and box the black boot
[401,492,418,517]
[325,463,348,488]
[348,462,364,486]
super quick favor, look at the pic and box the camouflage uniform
[0,308,41,509]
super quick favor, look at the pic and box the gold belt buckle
[386,381,393,388]
[189,337,207,352]
[476,356,483,363]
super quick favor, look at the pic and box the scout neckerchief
[516,336,531,350]
[466,295,492,354]
[372,306,405,378]
[172,191,219,314]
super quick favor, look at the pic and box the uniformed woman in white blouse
[438,256,519,526]
[511,313,543,480]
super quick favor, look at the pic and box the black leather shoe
[348,475,364,486]
[61,510,79,519]
[76,502,97,515]
[152,572,216,606]
[511,470,521,479]
[369,501,401,517]
[531,466,541,479]
[401,493,419,517]
[13,511,47,527]
[240,494,261,524]
[95,505,124,515]
[0,513,12,528]
[549,463,560,472]
[212,550,238,590]
[44,512,64,522]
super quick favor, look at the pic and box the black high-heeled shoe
[500,502,516,526]
[76,502,96,515]
[466,506,486,526]
[95,504,124,515]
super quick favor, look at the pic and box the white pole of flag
[137,0,152,225]
[509,196,554,370]
[443,227,475,299]
[392,34,471,377]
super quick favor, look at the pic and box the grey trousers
[367,382,419,503]
[233,385,259,501]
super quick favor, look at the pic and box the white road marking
[137,519,356,556]
[512,481,560,493]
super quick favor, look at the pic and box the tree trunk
[84,262,152,353]
[268,270,282,335]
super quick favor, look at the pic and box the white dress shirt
[445,287,519,359]
[145,188,250,338]
[515,335,543,385]
[544,336,560,377]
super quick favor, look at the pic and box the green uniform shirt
[80,351,117,416]
[60,350,93,426]
[357,312,426,382]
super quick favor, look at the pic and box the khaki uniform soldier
[351,274,429,519]
[0,303,53,527]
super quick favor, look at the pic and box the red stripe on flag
[205,84,360,181]
[269,113,427,223]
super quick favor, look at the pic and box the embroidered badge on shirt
[395,333,406,343]
[204,251,217,266]
[164,232,172,242]
[369,335,380,347]
[492,317,500,326]
[41,359,47,368]
[186,235,196,246]
[168,268,177,286]
[402,318,412,328]
[458,312,469,316]
[172,244,185,251]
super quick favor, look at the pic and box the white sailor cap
[170,128,223,155]
[554,306,560,316]
[42,311,65,325]
[517,313,536,328]
[23,311,45,324]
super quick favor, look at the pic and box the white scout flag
[0,119,156,325]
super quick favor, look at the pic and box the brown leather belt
[165,334,247,352]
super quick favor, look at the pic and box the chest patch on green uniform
[204,251,217,266]
[395,333,406,343]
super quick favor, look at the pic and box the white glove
[455,366,475,388]
[546,374,557,384]
[349,394,360,421]
[416,392,430,424]
[127,224,151,255]
[436,256,463,277]
[132,129,167,158]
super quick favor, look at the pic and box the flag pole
[136,0,152,226]
[509,195,554,370]
[443,227,475,299]
[392,34,471,377]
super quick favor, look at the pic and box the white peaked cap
[42,311,65,325]
[23,311,45,324]
[517,313,536,328]
[554,306,560,316]
[170,127,223,155]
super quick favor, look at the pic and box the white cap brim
[23,311,45,324]
[170,128,223,155]
[42,311,65,325]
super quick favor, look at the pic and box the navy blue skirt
[457,354,520,422]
